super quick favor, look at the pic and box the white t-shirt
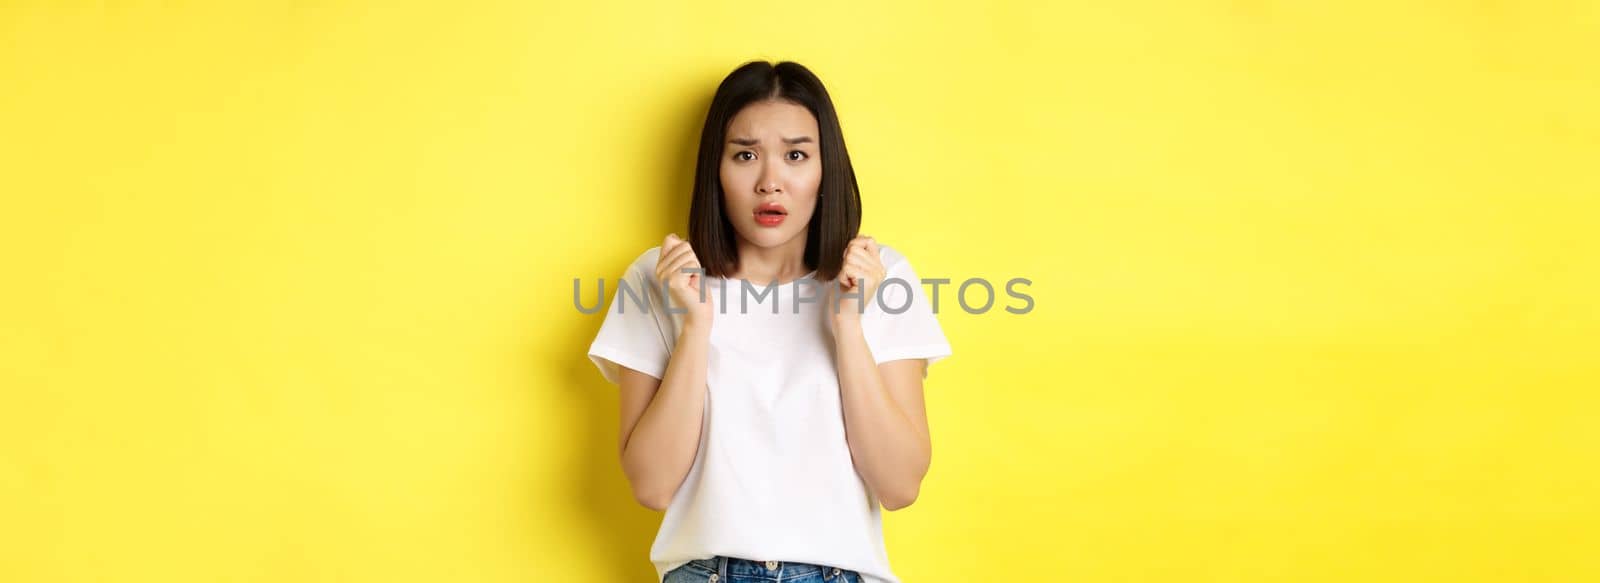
[587,243,952,583]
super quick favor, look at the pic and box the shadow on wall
[537,76,707,582]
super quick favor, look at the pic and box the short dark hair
[687,60,862,281]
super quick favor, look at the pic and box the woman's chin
[735,226,803,248]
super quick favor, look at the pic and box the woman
[587,60,951,583]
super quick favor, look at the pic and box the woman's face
[719,99,822,251]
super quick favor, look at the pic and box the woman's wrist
[679,318,713,340]
[831,314,864,335]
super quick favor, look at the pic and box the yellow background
[3,1,1597,581]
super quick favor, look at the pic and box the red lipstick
[754,202,788,227]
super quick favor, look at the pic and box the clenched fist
[656,233,714,327]
[829,235,886,322]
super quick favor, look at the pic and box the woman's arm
[617,234,715,511]
[833,319,933,511]
[829,236,934,510]
[617,321,711,511]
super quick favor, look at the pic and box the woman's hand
[830,235,886,324]
[656,233,714,328]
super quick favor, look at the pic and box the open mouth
[754,202,788,226]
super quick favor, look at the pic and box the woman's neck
[730,234,811,284]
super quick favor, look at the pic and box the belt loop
[717,556,728,581]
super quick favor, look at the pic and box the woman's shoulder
[621,245,664,276]
[874,241,911,270]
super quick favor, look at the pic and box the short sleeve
[860,246,953,378]
[587,250,673,384]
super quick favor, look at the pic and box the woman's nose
[757,161,783,193]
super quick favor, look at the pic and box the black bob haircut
[687,60,862,282]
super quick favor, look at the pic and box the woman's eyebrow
[728,136,816,146]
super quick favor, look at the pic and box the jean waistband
[688,556,851,581]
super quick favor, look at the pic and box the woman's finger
[656,244,693,280]
[662,234,683,256]
[659,252,697,286]
[847,245,877,269]
[657,241,686,272]
[846,251,882,286]
[842,263,868,290]
[841,238,867,269]
[660,239,692,267]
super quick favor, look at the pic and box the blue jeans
[663,556,861,583]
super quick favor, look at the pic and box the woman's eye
[734,151,754,161]
[788,150,809,161]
